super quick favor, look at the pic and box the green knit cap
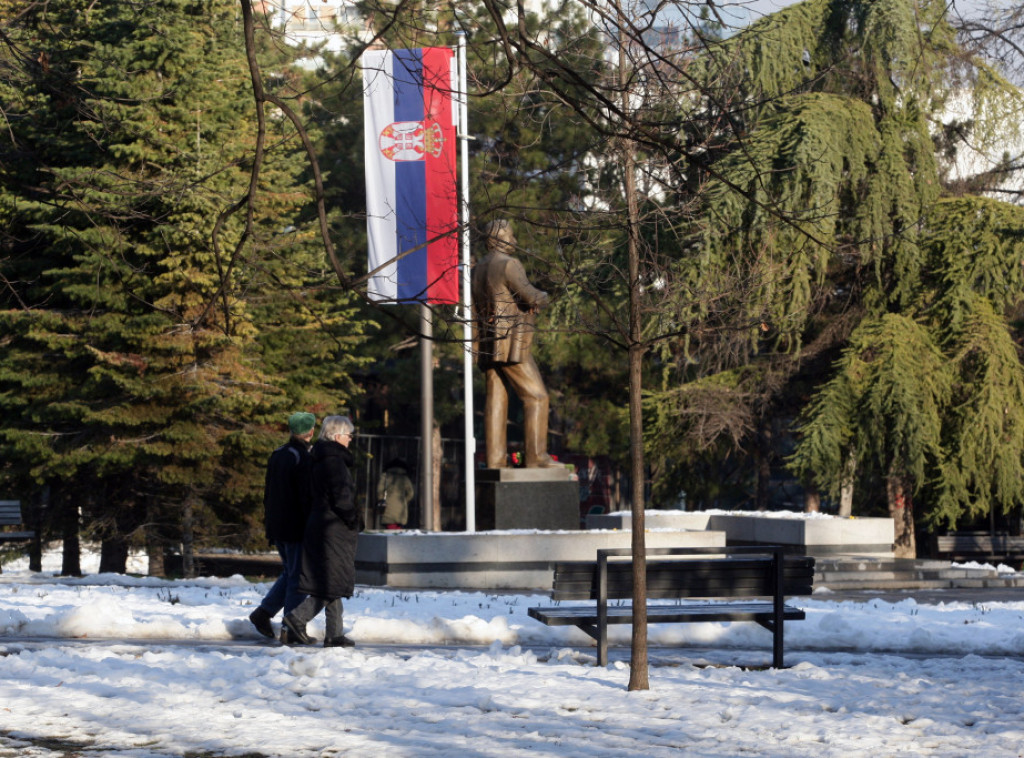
[288,412,316,435]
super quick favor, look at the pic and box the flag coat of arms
[363,47,459,304]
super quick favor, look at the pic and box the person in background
[248,412,315,642]
[283,415,361,648]
[377,458,414,530]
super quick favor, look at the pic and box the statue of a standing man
[472,220,557,468]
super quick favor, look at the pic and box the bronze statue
[471,220,557,468]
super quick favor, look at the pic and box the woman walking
[283,415,361,647]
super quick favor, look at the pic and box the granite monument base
[475,467,579,530]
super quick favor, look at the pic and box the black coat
[298,439,360,599]
[263,437,312,544]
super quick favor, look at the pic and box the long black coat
[298,439,360,599]
[263,437,312,544]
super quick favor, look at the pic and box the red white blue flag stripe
[363,47,459,304]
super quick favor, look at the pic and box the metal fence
[351,434,468,530]
[351,434,634,530]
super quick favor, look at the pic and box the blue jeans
[259,541,305,617]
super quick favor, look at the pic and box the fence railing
[352,434,468,530]
[351,434,632,530]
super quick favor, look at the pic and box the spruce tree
[0,0,370,573]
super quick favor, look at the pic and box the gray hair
[319,415,355,442]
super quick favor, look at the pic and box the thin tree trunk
[804,481,821,513]
[28,484,50,572]
[147,537,166,577]
[839,450,855,518]
[59,487,81,577]
[181,494,196,579]
[887,476,916,558]
[619,15,649,692]
[755,422,772,510]
[145,500,166,578]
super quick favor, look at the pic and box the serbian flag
[363,47,459,304]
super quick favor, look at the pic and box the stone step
[944,576,1024,588]
[813,558,952,572]
[813,574,1024,591]
[815,568,1003,583]
[813,578,966,591]
[806,555,1024,590]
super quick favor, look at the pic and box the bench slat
[529,602,807,627]
[0,531,34,541]
[932,533,1024,562]
[551,558,815,601]
[0,500,24,526]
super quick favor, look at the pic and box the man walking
[248,411,316,642]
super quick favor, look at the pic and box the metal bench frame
[528,545,812,667]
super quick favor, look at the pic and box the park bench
[0,500,35,573]
[931,532,1024,566]
[528,546,815,668]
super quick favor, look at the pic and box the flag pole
[420,302,434,530]
[456,31,476,532]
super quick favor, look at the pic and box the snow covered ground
[1,547,1024,757]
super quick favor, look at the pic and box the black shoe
[324,635,355,648]
[249,607,274,639]
[279,627,319,646]
[282,614,315,645]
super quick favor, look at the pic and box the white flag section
[363,47,459,304]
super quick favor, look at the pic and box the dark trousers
[259,540,305,617]
[289,596,344,640]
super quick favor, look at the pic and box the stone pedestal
[475,467,579,530]
[586,510,895,558]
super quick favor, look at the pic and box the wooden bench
[0,500,33,542]
[0,500,35,573]
[931,532,1024,565]
[528,546,815,667]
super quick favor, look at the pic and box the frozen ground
[1,547,1023,757]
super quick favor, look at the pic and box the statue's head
[483,220,515,254]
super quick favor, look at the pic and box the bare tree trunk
[59,487,81,577]
[887,476,916,558]
[181,494,196,579]
[839,450,855,518]
[29,484,50,572]
[755,422,772,510]
[619,18,649,692]
[804,481,821,513]
[145,500,166,577]
[99,537,129,574]
[147,538,166,577]
[99,491,134,574]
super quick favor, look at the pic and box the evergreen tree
[0,0,371,573]
[659,0,1024,554]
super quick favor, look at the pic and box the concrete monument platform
[586,510,895,559]
[474,467,579,531]
[355,527,726,590]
